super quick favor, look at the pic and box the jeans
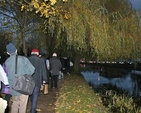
[4,94,11,104]
[30,87,40,113]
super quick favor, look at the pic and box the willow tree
[100,0,141,62]
[23,0,141,72]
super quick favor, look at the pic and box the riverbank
[56,74,109,113]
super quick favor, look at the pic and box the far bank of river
[80,62,141,71]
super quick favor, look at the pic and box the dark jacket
[49,56,62,75]
[28,54,48,87]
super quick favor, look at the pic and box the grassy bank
[56,74,109,113]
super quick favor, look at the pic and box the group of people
[0,42,62,113]
[60,57,73,75]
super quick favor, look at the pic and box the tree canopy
[22,0,141,61]
[0,0,141,62]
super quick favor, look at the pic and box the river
[80,63,141,97]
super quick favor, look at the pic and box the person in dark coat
[49,53,62,90]
[28,49,48,113]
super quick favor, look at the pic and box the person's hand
[43,81,46,84]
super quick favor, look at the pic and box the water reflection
[80,64,141,96]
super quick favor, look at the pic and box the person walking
[40,55,49,95]
[5,43,35,113]
[66,57,71,75]
[49,53,62,90]
[0,63,8,89]
[0,63,8,113]
[1,62,11,113]
[28,48,48,113]
[43,57,50,95]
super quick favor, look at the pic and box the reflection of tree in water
[81,64,141,95]
[130,75,141,107]
[101,67,127,78]
[130,73,141,97]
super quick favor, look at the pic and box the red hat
[31,48,39,53]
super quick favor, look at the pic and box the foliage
[56,74,109,113]
[59,0,141,61]
[0,0,47,56]
[102,90,141,113]
[22,0,141,62]
[21,0,68,18]
[0,0,141,62]
[0,30,12,64]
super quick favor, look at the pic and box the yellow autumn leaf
[93,104,97,106]
[21,5,24,11]
[50,0,56,5]
[32,2,39,9]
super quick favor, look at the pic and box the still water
[80,64,141,97]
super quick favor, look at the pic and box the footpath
[26,79,64,113]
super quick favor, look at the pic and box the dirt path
[26,79,64,113]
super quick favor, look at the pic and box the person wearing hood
[49,53,62,90]
[5,43,35,113]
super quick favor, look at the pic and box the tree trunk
[22,10,27,57]
[72,53,81,74]
[22,28,27,56]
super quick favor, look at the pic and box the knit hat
[31,48,39,53]
[6,43,16,54]
[52,53,57,57]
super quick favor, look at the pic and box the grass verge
[56,74,109,113]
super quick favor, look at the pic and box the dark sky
[130,0,141,10]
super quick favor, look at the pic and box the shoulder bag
[12,55,35,95]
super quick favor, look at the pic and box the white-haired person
[49,53,62,90]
